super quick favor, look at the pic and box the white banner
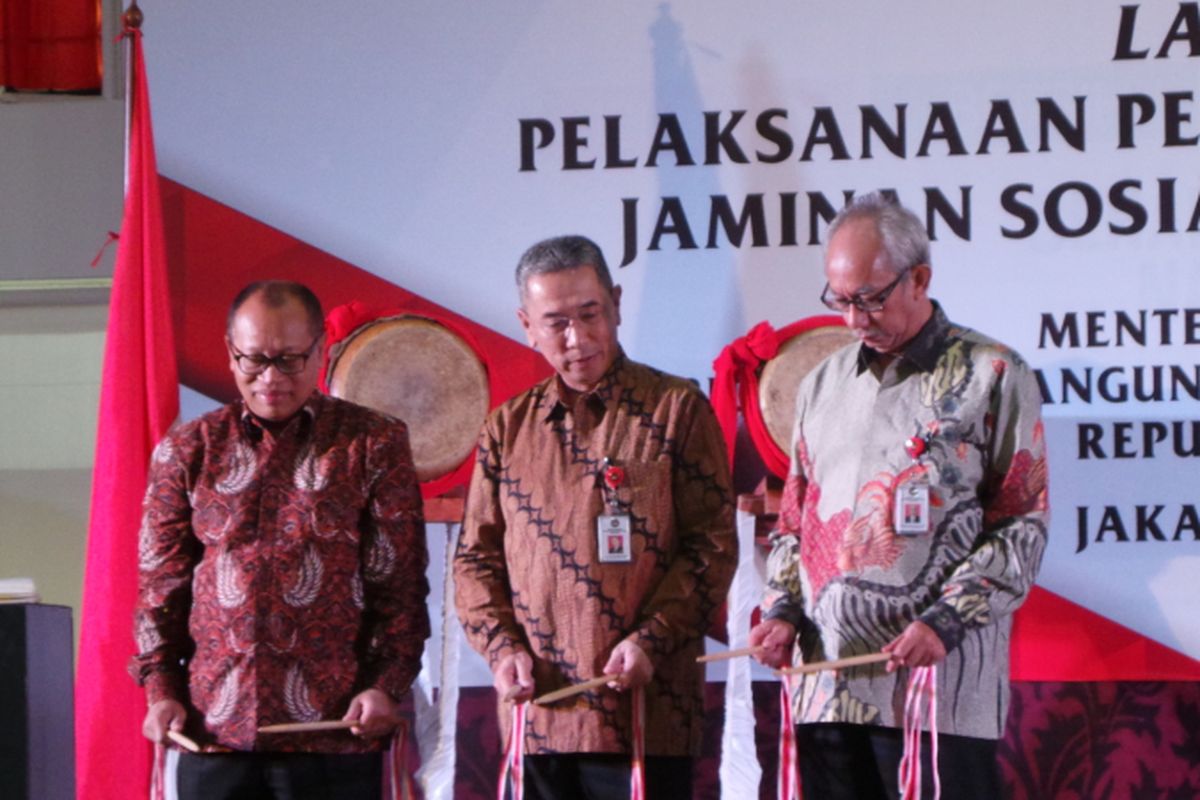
[152,1,1200,660]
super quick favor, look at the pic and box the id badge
[893,480,930,536]
[597,513,632,562]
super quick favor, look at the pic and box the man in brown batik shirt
[454,235,735,799]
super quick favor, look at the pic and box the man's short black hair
[226,280,324,337]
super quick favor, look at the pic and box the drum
[326,316,490,483]
[754,320,856,457]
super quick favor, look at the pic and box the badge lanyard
[894,434,932,536]
[597,458,632,564]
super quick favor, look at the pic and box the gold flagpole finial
[123,1,144,30]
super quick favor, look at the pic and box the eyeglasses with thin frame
[229,336,321,376]
[820,268,911,314]
[539,306,609,337]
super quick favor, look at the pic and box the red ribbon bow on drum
[320,300,494,500]
[711,316,848,478]
[712,322,781,471]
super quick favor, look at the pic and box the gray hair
[827,192,931,274]
[515,235,614,301]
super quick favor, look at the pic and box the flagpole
[122,2,142,194]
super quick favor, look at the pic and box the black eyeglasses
[820,269,910,314]
[230,337,321,376]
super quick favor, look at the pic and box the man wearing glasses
[454,235,735,798]
[750,193,1048,798]
[131,281,429,799]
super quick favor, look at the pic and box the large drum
[326,315,490,483]
[756,322,857,453]
[733,317,854,476]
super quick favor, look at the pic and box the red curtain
[0,0,102,91]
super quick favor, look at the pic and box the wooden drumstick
[776,652,890,676]
[533,674,621,706]
[696,645,764,663]
[166,730,201,752]
[258,720,357,734]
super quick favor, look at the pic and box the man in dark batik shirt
[132,281,429,800]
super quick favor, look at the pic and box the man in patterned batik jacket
[750,193,1049,799]
[131,281,429,800]
[454,235,736,799]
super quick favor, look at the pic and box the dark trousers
[520,753,693,800]
[176,751,382,800]
[795,723,1000,800]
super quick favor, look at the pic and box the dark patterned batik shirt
[763,303,1049,740]
[455,354,735,757]
[130,392,430,753]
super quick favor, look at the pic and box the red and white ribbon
[149,742,166,800]
[497,700,528,800]
[776,676,801,800]
[898,665,940,800]
[497,688,646,799]
[629,686,646,800]
[388,720,415,800]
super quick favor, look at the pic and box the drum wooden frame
[327,315,490,483]
[756,323,857,453]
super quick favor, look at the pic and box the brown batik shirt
[455,353,735,757]
[130,393,430,752]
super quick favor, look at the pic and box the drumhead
[327,316,489,482]
[757,325,856,452]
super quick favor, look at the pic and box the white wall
[0,92,124,621]
[0,98,124,285]
[0,306,107,617]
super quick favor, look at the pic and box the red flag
[75,21,179,800]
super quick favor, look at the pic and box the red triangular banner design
[1012,586,1200,681]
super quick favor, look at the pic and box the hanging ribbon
[387,720,415,800]
[780,661,939,800]
[711,316,846,479]
[776,675,801,800]
[496,688,646,799]
[629,687,646,800]
[497,700,528,800]
[149,742,166,800]
[898,665,940,800]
